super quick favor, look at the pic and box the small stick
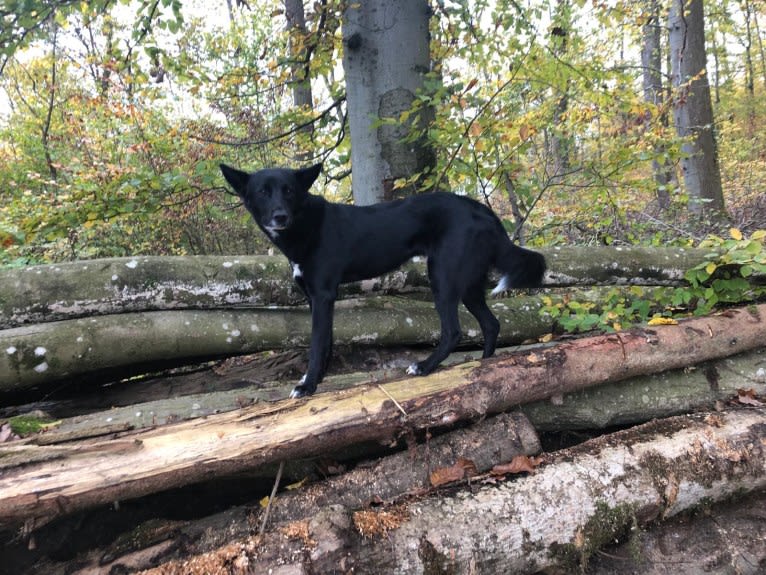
[377,384,408,417]
[259,460,285,535]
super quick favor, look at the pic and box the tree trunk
[284,0,315,161]
[265,412,541,526]
[743,0,755,95]
[753,8,766,89]
[12,413,541,574]
[2,247,754,328]
[547,0,573,177]
[342,0,435,204]
[668,0,726,218]
[710,23,721,103]
[1,304,764,530]
[0,254,426,328]
[641,0,672,209]
[140,408,766,575]
[41,23,58,183]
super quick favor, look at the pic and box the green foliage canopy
[0,0,764,271]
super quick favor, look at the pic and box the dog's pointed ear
[296,163,322,191]
[220,164,250,195]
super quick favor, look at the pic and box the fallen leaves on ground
[490,455,542,476]
[737,388,764,406]
[429,457,478,487]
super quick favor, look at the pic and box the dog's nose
[272,212,289,228]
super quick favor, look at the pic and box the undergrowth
[541,229,766,334]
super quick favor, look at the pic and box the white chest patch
[265,227,280,240]
[291,262,303,279]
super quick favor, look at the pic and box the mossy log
[166,408,766,575]
[0,246,745,328]
[521,346,766,429]
[0,256,425,329]
[0,304,764,530]
[0,295,547,392]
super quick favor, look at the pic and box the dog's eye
[283,186,293,198]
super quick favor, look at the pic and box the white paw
[289,374,309,399]
[406,363,421,376]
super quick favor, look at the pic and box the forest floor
[1,347,765,574]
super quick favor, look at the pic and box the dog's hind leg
[407,298,461,376]
[407,259,463,376]
[462,284,500,358]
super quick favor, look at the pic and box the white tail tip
[491,275,510,296]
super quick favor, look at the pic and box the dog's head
[220,163,322,239]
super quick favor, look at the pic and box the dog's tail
[491,241,547,296]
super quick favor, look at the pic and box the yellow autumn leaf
[285,477,308,491]
[647,317,678,326]
[730,228,743,241]
[705,262,717,274]
[260,496,270,508]
[539,333,554,343]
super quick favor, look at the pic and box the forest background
[0,0,764,272]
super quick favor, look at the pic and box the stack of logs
[0,247,764,573]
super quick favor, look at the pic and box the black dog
[220,163,546,398]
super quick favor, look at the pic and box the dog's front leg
[290,292,336,398]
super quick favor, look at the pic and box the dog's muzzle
[270,211,290,229]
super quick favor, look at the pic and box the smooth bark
[342,0,434,203]
[669,0,726,216]
[0,294,548,391]
[1,247,751,328]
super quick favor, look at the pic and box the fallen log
[0,304,764,530]
[0,247,743,328]
[262,412,541,525]
[23,413,541,574]
[16,346,765,447]
[586,489,766,574]
[0,256,428,329]
[522,346,766,429]
[0,295,548,392]
[145,407,766,574]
